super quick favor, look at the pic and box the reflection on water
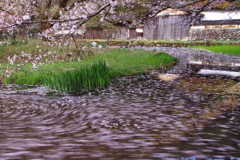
[0,74,239,159]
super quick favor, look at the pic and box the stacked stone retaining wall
[190,29,240,41]
[78,39,239,48]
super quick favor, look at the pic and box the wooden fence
[83,15,191,40]
[84,26,131,39]
[143,15,190,40]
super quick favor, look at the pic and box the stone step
[197,69,240,77]
[188,60,240,67]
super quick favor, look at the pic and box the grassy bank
[0,40,178,90]
[189,45,240,55]
[6,49,177,85]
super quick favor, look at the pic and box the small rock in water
[158,74,181,82]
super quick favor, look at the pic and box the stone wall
[77,40,239,48]
[189,29,240,41]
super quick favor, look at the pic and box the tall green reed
[41,60,110,93]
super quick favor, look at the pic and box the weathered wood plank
[144,15,190,40]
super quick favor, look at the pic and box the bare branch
[149,0,208,18]
[0,8,14,15]
[76,2,111,27]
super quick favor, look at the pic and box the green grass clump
[189,45,240,55]
[109,50,177,78]
[41,60,110,93]
[4,70,42,85]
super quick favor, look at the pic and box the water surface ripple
[0,47,240,159]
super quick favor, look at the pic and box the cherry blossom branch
[0,2,111,31]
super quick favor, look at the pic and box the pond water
[0,47,240,159]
